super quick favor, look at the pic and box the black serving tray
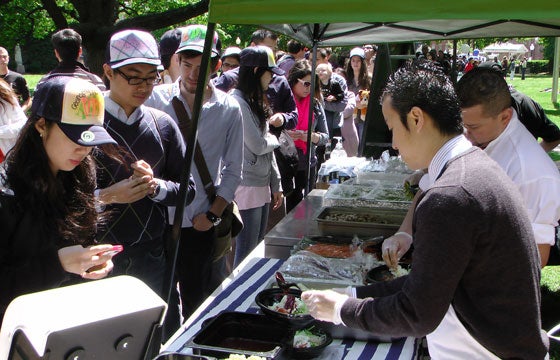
[185,312,293,359]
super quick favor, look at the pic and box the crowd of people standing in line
[1,25,559,357]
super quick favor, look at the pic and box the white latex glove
[302,290,349,324]
[332,286,355,297]
[381,232,413,268]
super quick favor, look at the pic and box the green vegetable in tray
[403,181,418,200]
[324,212,393,224]
[376,187,409,201]
[293,327,327,348]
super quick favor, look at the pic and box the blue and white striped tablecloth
[163,257,419,359]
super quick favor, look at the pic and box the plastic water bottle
[330,137,347,158]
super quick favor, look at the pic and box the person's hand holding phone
[58,244,123,279]
[131,160,159,197]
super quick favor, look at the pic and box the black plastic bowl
[366,263,411,283]
[290,327,333,359]
[255,288,315,329]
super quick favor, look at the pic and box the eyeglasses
[114,68,161,86]
[297,78,312,88]
[222,62,239,70]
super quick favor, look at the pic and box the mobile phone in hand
[100,245,123,257]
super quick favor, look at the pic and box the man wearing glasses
[94,30,194,320]
[220,46,242,75]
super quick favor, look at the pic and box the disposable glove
[381,232,412,268]
[302,290,349,325]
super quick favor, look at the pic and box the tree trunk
[62,0,209,75]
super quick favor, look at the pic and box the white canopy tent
[483,42,529,54]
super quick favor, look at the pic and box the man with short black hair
[95,29,194,301]
[277,39,305,74]
[220,46,241,75]
[37,28,106,91]
[457,67,560,267]
[158,28,183,84]
[477,61,560,152]
[302,61,548,359]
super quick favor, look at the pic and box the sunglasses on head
[297,78,311,88]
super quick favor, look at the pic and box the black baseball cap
[31,77,116,146]
[240,46,284,75]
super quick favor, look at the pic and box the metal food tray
[316,206,406,237]
[324,183,379,200]
[323,183,412,209]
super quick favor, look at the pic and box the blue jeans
[233,203,270,267]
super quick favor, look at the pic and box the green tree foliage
[0,0,210,75]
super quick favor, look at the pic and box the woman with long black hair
[0,77,120,323]
[231,46,283,267]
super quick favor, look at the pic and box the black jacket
[0,190,73,323]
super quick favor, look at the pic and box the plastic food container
[185,312,292,359]
[315,206,407,237]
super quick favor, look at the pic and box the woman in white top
[0,79,26,162]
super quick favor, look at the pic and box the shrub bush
[528,60,550,74]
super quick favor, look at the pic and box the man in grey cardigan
[302,61,548,359]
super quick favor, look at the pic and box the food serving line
[162,189,421,359]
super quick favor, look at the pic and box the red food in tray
[305,243,355,258]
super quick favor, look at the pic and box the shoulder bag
[171,97,243,261]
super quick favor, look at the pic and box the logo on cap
[62,81,104,127]
[176,24,220,57]
[182,26,205,44]
[80,131,96,143]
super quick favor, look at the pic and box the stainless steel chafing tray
[315,206,407,237]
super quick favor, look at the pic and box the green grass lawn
[508,74,560,127]
[23,74,43,96]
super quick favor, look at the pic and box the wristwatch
[206,211,222,226]
[149,183,161,199]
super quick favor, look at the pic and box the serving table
[162,187,420,359]
[264,189,326,260]
[162,255,420,359]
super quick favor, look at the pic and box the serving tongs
[275,271,301,292]
[275,272,302,315]
[359,235,385,249]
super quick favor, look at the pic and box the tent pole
[451,40,458,84]
[304,26,319,196]
[162,21,216,342]
[552,37,560,104]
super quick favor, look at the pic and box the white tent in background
[483,42,529,54]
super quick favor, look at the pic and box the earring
[40,133,43,138]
